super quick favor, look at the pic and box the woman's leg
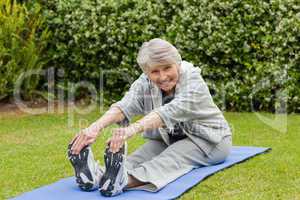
[126,139,167,170]
[99,140,167,196]
[127,136,232,191]
[99,136,232,194]
[206,135,232,165]
[124,139,168,189]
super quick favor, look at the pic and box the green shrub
[43,0,299,112]
[168,0,300,113]
[0,0,50,100]
[42,0,168,101]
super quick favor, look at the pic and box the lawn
[0,109,299,200]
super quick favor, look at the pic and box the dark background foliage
[2,0,300,112]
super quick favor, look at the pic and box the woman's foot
[99,143,128,197]
[67,143,104,191]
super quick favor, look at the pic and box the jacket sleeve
[154,68,221,130]
[110,76,145,126]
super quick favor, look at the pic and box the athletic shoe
[67,143,104,191]
[99,143,128,197]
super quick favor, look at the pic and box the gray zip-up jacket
[112,61,231,155]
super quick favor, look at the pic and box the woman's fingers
[71,134,81,151]
[71,135,81,154]
[109,128,125,153]
[110,136,118,153]
[70,134,79,145]
[71,127,126,154]
[71,132,87,154]
[111,141,122,153]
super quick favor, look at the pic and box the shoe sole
[99,144,126,197]
[67,143,94,191]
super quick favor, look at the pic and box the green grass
[0,110,299,200]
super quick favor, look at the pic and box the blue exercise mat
[11,146,270,200]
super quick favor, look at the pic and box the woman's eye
[164,66,171,71]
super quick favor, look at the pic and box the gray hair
[136,38,182,72]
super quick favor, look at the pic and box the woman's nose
[159,72,168,81]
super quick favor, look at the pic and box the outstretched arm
[70,106,125,154]
[71,75,147,154]
[108,111,164,153]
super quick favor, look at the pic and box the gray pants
[125,135,232,191]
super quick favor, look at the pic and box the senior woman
[68,38,232,197]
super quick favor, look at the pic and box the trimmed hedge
[42,0,170,101]
[167,0,300,113]
[44,0,300,112]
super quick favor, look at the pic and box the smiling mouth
[159,79,172,85]
[159,82,170,87]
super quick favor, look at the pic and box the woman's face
[146,63,180,94]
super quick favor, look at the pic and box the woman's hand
[70,126,100,154]
[107,127,136,153]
